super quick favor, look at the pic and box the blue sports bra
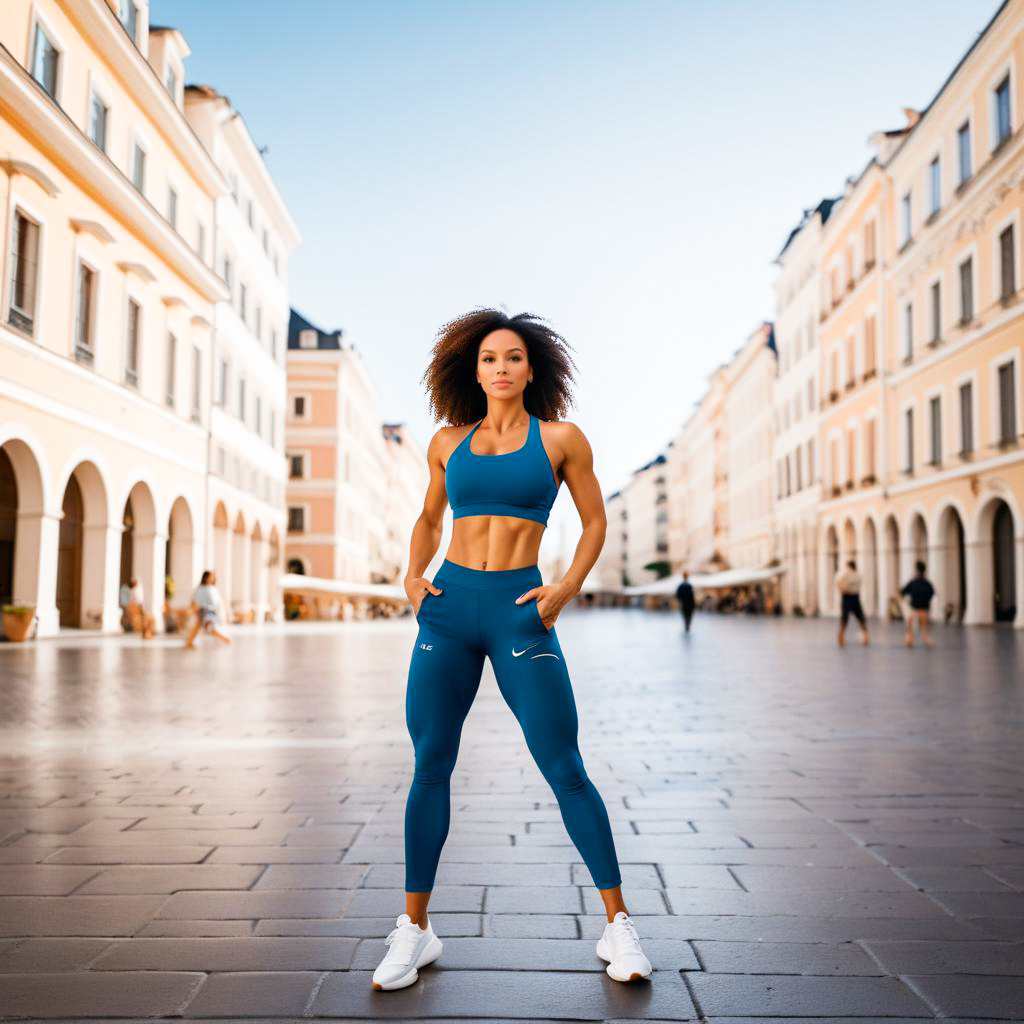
[445,413,560,527]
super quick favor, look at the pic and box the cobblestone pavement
[0,609,1022,1022]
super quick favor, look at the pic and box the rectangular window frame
[6,202,44,338]
[73,255,99,365]
[124,292,143,388]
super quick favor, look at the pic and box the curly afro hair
[421,308,579,425]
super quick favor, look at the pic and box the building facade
[773,200,833,614]
[818,0,1024,627]
[285,310,426,587]
[1,0,228,636]
[184,83,301,623]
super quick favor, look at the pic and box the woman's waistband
[434,558,542,590]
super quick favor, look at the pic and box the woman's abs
[444,515,545,571]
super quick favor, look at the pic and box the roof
[885,0,1010,165]
[288,308,343,350]
[775,196,837,262]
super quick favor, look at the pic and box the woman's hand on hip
[406,576,442,615]
[516,582,570,630]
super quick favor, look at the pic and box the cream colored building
[594,489,626,590]
[621,454,668,587]
[285,310,426,587]
[1,0,228,636]
[723,322,777,572]
[818,0,1024,627]
[773,200,833,614]
[184,84,301,622]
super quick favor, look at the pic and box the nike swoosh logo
[512,641,545,657]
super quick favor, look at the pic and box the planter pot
[2,608,37,642]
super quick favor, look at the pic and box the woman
[372,309,652,991]
[183,569,231,648]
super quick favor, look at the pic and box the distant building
[285,310,427,587]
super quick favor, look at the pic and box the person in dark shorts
[834,559,869,647]
[675,571,695,632]
[900,560,935,647]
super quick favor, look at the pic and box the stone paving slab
[0,612,1022,1021]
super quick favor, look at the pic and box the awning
[623,566,787,596]
[277,573,407,601]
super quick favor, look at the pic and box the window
[829,349,839,398]
[901,191,912,246]
[998,362,1017,445]
[31,22,59,99]
[228,169,238,202]
[270,410,276,449]
[166,332,176,406]
[293,395,306,417]
[287,507,305,532]
[865,418,876,480]
[262,228,269,254]
[255,305,262,342]
[930,281,941,344]
[246,199,254,228]
[74,261,95,363]
[929,395,941,465]
[8,210,40,335]
[1000,224,1016,301]
[218,357,228,407]
[125,298,141,386]
[994,75,1012,149]
[191,345,201,421]
[196,221,206,262]
[165,65,177,99]
[807,377,815,412]
[271,328,278,361]
[864,219,876,269]
[167,186,178,230]
[904,407,914,473]
[845,334,855,387]
[928,157,940,217]
[958,121,972,184]
[845,429,855,486]
[222,255,233,288]
[238,375,246,421]
[289,454,304,479]
[864,315,876,375]
[131,141,146,193]
[89,90,108,151]
[255,395,262,437]
[785,454,792,496]
[959,381,974,455]
[794,447,802,491]
[959,256,973,323]
[119,0,138,43]
[238,281,247,323]
[807,437,815,483]
[903,302,913,361]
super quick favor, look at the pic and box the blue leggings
[404,559,622,892]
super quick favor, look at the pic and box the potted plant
[2,605,37,642]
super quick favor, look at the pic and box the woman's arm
[553,422,607,596]
[404,428,451,606]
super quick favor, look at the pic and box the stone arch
[934,500,968,624]
[0,433,49,626]
[972,494,1021,626]
[55,459,110,629]
[862,515,879,617]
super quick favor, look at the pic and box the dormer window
[165,65,178,101]
[119,0,139,44]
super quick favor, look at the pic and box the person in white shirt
[121,575,154,639]
[184,569,231,648]
[834,559,869,648]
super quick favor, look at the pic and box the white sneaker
[596,911,653,982]
[371,912,443,991]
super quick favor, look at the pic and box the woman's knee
[537,748,589,794]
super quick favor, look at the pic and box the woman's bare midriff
[444,515,545,571]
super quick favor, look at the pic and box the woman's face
[476,328,530,399]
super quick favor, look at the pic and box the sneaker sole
[596,937,652,982]
[372,933,443,991]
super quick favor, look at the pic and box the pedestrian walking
[835,560,869,647]
[373,309,651,993]
[120,576,154,639]
[900,560,935,647]
[184,570,231,648]
[675,570,695,632]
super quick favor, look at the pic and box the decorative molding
[117,260,157,283]
[0,157,60,197]
[69,218,115,243]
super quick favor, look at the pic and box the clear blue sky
[156,0,1002,556]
